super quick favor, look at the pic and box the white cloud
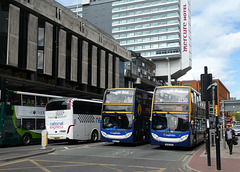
[181,0,240,99]
[233,89,240,99]
[225,81,238,87]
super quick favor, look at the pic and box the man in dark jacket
[225,125,235,155]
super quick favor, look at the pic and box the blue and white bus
[46,98,102,143]
[101,88,152,143]
[150,86,206,147]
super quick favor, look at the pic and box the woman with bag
[225,125,236,155]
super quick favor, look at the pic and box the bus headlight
[125,132,132,138]
[152,133,158,140]
[180,135,188,141]
[101,131,107,137]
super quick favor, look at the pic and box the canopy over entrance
[221,100,240,112]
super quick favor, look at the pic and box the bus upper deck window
[23,95,35,106]
[37,96,47,107]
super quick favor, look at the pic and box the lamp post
[207,82,221,170]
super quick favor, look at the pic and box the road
[0,141,203,172]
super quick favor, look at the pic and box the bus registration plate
[165,143,174,146]
[54,137,60,140]
[112,140,120,143]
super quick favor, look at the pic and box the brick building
[178,79,230,117]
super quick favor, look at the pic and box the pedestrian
[225,125,235,155]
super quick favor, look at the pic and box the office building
[68,0,192,82]
[0,0,131,99]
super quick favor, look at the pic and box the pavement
[186,137,240,172]
[0,145,55,162]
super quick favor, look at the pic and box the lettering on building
[183,4,188,52]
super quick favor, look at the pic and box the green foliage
[232,112,240,121]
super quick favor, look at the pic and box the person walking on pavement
[225,125,235,155]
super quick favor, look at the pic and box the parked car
[231,125,240,136]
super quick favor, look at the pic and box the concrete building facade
[68,0,192,82]
[124,51,158,91]
[0,0,131,99]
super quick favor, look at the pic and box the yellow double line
[178,150,195,162]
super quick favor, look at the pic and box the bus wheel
[22,134,32,145]
[91,130,98,142]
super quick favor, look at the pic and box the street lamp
[207,82,221,171]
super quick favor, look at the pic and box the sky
[56,0,240,99]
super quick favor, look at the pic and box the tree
[232,112,240,121]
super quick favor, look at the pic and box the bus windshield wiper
[166,112,180,119]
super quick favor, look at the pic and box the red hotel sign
[183,4,188,52]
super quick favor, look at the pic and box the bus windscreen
[154,87,189,103]
[152,114,189,132]
[102,113,133,129]
[105,89,134,104]
[46,100,68,111]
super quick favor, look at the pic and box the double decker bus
[0,90,61,146]
[100,88,152,143]
[226,117,232,127]
[151,86,206,147]
[45,98,102,143]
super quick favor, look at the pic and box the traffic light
[200,73,212,101]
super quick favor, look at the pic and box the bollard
[41,130,48,149]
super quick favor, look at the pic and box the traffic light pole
[201,66,212,166]
[213,85,221,170]
[206,94,211,166]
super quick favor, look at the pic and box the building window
[37,21,45,73]
[37,50,44,70]
[38,27,44,47]
[66,33,71,80]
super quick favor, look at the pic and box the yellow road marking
[178,154,186,161]
[0,159,166,171]
[0,167,39,171]
[181,150,195,162]
[182,154,190,162]
[0,159,28,166]
[29,160,51,172]
[178,167,184,172]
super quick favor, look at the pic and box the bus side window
[73,101,101,115]
[73,101,81,114]
[191,91,196,104]
[23,119,35,130]
[36,96,47,107]
[23,95,35,106]
[36,119,45,129]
